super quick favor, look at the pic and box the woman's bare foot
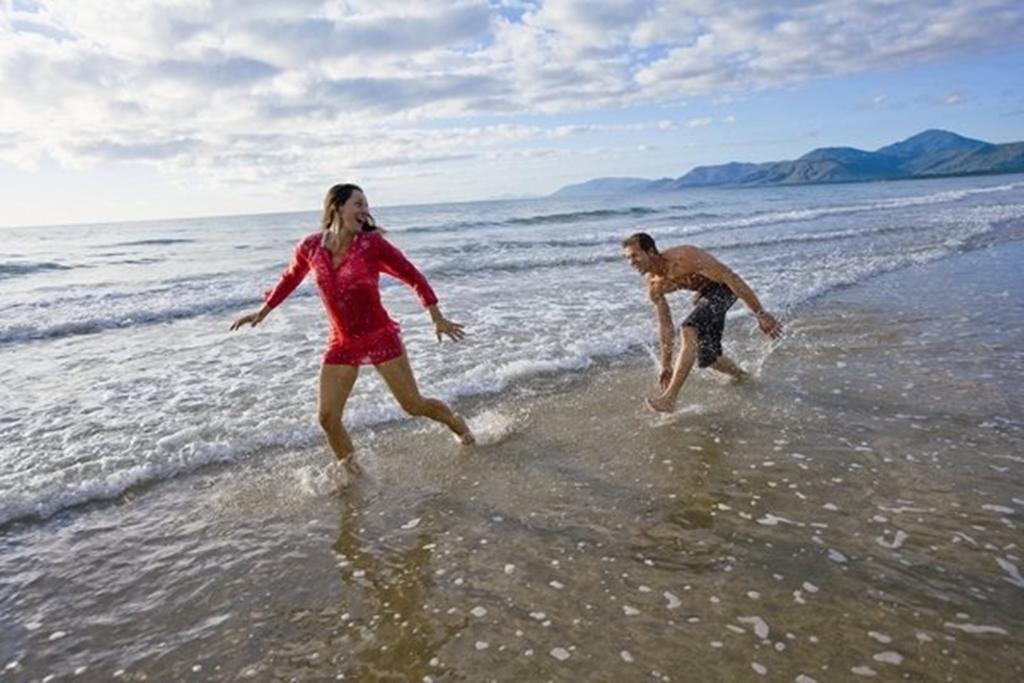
[452,414,476,445]
[645,394,677,413]
[329,455,362,492]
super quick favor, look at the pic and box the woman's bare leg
[375,353,475,444]
[318,364,361,487]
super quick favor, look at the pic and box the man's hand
[659,367,673,389]
[755,311,783,339]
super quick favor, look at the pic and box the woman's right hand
[230,306,269,331]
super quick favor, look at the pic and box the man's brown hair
[622,232,657,253]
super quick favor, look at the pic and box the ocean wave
[103,238,197,247]
[103,257,167,266]
[0,293,282,345]
[400,206,663,234]
[505,206,660,226]
[713,223,914,252]
[0,333,649,529]
[0,261,75,279]
[0,422,322,528]
[656,182,1024,238]
[428,253,622,277]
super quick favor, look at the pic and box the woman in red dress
[231,184,474,487]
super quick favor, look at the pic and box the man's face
[623,244,652,273]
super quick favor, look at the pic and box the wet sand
[3,242,1023,681]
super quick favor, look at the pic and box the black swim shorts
[682,282,737,368]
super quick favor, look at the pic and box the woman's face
[340,190,370,228]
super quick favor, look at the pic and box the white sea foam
[738,616,770,639]
[875,530,909,549]
[468,410,518,446]
[995,558,1024,588]
[944,622,1008,636]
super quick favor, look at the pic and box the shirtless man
[622,232,783,413]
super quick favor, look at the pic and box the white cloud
[1,0,1022,215]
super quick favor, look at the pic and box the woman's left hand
[434,317,466,343]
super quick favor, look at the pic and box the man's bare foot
[452,414,476,445]
[645,394,677,413]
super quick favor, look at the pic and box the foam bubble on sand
[470,606,487,618]
[868,631,892,644]
[873,652,903,665]
[995,557,1024,588]
[623,606,641,616]
[738,616,770,639]
[851,666,877,676]
[982,504,1015,514]
[796,675,818,683]
[828,549,848,563]
[751,662,767,675]
[875,530,908,549]
[620,651,634,663]
[944,623,1008,636]
[757,514,802,527]
[468,409,518,446]
[401,518,421,530]
[550,647,571,661]
[664,591,681,609]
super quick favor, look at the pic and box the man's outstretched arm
[694,251,783,338]
[649,286,675,387]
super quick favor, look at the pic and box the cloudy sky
[2,0,1022,226]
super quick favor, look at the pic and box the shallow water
[2,238,1022,681]
[3,176,1024,527]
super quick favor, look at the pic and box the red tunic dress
[263,231,438,365]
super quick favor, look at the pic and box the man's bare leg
[711,355,747,381]
[647,327,698,413]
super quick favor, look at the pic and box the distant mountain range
[550,129,1024,197]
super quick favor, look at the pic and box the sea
[2,175,1023,681]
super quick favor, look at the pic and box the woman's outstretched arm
[373,235,465,342]
[230,237,311,331]
[373,234,438,308]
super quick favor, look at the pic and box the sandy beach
[3,232,1022,681]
